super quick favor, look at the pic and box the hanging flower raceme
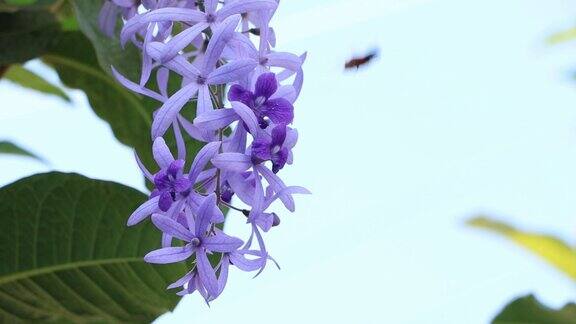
[103,0,309,303]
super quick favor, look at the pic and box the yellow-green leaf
[467,216,576,280]
[547,28,576,44]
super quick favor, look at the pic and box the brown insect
[344,49,379,70]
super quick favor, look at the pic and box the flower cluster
[100,0,308,302]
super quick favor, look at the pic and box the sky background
[1,0,576,323]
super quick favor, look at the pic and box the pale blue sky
[1,0,576,323]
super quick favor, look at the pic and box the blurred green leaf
[0,0,61,12]
[548,28,576,45]
[0,10,59,64]
[43,31,202,178]
[43,31,156,171]
[467,216,576,280]
[71,0,140,79]
[0,172,183,322]
[4,64,70,101]
[493,294,576,324]
[0,141,44,163]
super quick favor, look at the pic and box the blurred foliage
[493,295,576,324]
[0,172,184,322]
[548,28,576,45]
[468,217,576,280]
[468,216,576,323]
[3,64,70,101]
[0,141,44,163]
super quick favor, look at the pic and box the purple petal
[270,85,296,103]
[158,191,173,212]
[197,85,213,116]
[265,52,302,71]
[151,82,199,139]
[228,84,254,106]
[157,67,170,98]
[255,165,295,211]
[194,108,239,131]
[172,120,187,160]
[121,8,206,46]
[231,101,259,135]
[208,59,258,85]
[262,98,294,125]
[223,123,247,154]
[212,153,252,172]
[127,196,160,226]
[196,249,219,297]
[134,151,153,182]
[251,136,272,163]
[203,233,243,252]
[112,67,164,102]
[196,193,217,237]
[271,124,287,147]
[217,0,277,20]
[147,42,202,79]
[271,147,288,173]
[160,22,209,62]
[216,255,230,295]
[205,0,219,13]
[144,245,194,264]
[152,214,195,242]
[254,72,277,99]
[152,137,174,168]
[202,15,240,73]
[265,186,311,209]
[229,251,264,272]
[168,269,196,290]
[98,2,119,37]
[189,141,221,183]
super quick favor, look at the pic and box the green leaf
[4,64,70,101]
[0,10,59,64]
[71,0,140,79]
[0,141,45,163]
[467,216,576,280]
[43,31,157,171]
[0,172,184,322]
[493,295,576,324]
[43,28,202,176]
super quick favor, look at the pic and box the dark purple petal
[173,178,192,193]
[251,136,272,164]
[159,191,174,212]
[228,84,254,106]
[271,124,287,147]
[271,147,288,173]
[168,159,185,178]
[153,170,170,190]
[254,72,277,99]
[261,98,294,125]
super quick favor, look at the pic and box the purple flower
[229,72,293,128]
[251,124,295,173]
[105,0,308,302]
[151,159,191,212]
[145,194,243,297]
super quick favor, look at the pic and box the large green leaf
[4,64,70,101]
[493,295,576,324]
[0,172,184,323]
[0,10,59,64]
[0,141,45,163]
[467,217,576,281]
